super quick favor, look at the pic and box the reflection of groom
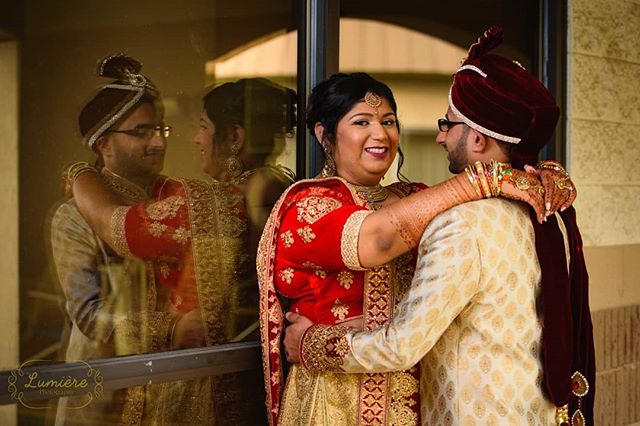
[285,27,595,425]
[51,55,179,425]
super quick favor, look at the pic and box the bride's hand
[499,168,546,223]
[524,163,577,215]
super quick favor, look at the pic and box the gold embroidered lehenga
[258,177,424,426]
[107,176,260,425]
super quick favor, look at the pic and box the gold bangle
[537,160,569,177]
[486,160,498,197]
[474,162,493,198]
[64,161,98,183]
[464,165,482,198]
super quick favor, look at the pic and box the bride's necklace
[351,182,389,206]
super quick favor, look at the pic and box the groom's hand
[284,312,313,363]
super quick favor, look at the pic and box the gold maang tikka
[364,90,382,115]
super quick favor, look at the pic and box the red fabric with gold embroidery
[121,179,246,314]
[275,184,367,324]
[123,180,196,312]
[260,177,426,426]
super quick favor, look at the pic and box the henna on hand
[539,169,576,213]
[500,168,546,223]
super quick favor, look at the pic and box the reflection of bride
[69,76,295,425]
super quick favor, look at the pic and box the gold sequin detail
[296,225,316,243]
[172,227,190,244]
[279,268,294,284]
[302,261,322,270]
[296,196,342,224]
[389,370,420,425]
[280,230,294,248]
[145,195,185,220]
[149,221,168,237]
[301,324,352,372]
[337,270,354,290]
[331,299,349,321]
[340,210,372,270]
[110,206,132,257]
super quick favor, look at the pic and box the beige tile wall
[586,245,640,311]
[570,1,640,424]
[569,0,640,247]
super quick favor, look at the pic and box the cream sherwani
[303,198,567,425]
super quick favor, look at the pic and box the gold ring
[513,176,545,195]
[555,177,572,190]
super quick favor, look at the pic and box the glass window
[6,1,297,424]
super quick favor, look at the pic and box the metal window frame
[538,0,568,163]
[1,341,260,405]
[297,0,339,178]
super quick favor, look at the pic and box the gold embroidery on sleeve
[280,230,294,248]
[279,268,294,285]
[110,206,132,257]
[337,271,354,290]
[296,196,342,224]
[315,270,327,279]
[331,299,349,321]
[301,324,352,372]
[296,225,316,243]
[145,195,185,220]
[172,227,190,244]
[302,261,321,270]
[149,221,168,237]
[340,210,372,270]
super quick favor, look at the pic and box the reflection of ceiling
[211,19,467,78]
[13,0,297,58]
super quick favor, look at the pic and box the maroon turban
[79,54,160,149]
[451,27,596,425]
[449,26,560,169]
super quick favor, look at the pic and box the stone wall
[569,1,640,424]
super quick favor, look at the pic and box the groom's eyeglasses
[107,124,172,139]
[437,118,465,132]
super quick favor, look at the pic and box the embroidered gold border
[256,176,368,426]
[300,324,352,371]
[110,206,133,257]
[340,210,372,271]
[357,264,394,426]
[181,178,245,347]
